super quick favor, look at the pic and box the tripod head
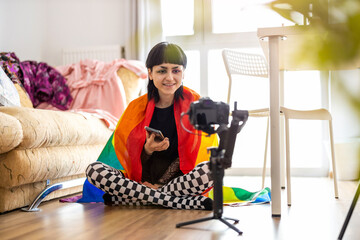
[187,97,229,135]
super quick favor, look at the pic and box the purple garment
[20,61,72,110]
[1,52,72,110]
[0,52,24,86]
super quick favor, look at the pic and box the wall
[0,0,127,66]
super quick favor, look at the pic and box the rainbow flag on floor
[208,186,271,206]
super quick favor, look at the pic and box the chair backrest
[222,49,268,103]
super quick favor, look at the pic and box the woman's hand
[144,131,170,155]
[141,181,162,189]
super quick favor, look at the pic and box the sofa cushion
[0,144,105,188]
[0,112,23,154]
[0,107,112,149]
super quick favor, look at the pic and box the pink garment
[37,59,147,128]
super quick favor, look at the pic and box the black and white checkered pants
[85,161,214,210]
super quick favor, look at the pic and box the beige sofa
[0,67,144,213]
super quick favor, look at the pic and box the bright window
[183,50,200,93]
[212,0,294,33]
[161,0,194,36]
[161,0,328,176]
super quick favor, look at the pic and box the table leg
[269,36,282,217]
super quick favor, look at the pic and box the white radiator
[62,45,124,65]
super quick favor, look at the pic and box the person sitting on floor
[85,42,217,210]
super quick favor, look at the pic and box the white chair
[222,49,339,206]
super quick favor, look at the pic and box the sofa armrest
[0,112,23,154]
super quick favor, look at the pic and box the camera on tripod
[187,97,229,135]
[177,97,248,234]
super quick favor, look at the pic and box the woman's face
[149,63,184,99]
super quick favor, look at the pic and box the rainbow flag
[208,186,271,206]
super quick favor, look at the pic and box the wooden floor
[0,177,359,240]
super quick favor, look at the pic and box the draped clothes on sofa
[1,53,147,128]
[37,59,148,129]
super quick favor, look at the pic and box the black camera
[188,97,229,134]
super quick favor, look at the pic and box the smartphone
[144,126,165,142]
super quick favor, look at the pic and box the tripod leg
[223,216,240,224]
[338,181,360,240]
[219,218,243,235]
[176,216,214,228]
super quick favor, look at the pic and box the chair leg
[262,117,270,189]
[285,117,292,206]
[329,119,339,198]
[280,115,286,189]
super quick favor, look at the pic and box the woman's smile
[163,82,176,87]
